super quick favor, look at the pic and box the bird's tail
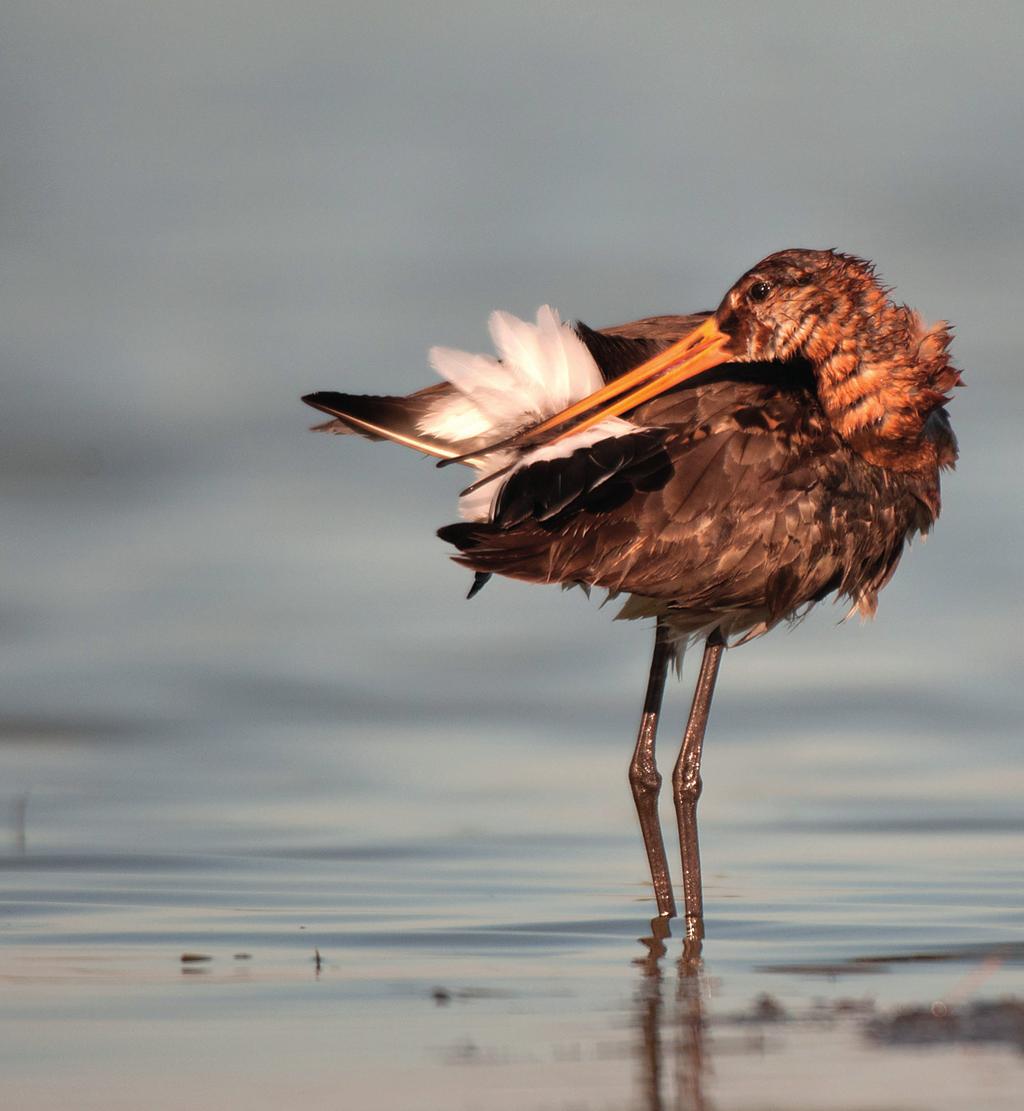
[302,388,465,460]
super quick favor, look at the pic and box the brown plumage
[303,248,963,940]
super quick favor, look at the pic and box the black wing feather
[439,429,673,551]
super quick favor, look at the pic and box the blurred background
[2,3,1023,1108]
[3,0,1021,844]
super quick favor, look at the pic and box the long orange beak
[543,315,731,444]
[441,316,732,466]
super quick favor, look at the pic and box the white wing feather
[417,307,639,521]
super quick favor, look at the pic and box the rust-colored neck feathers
[721,251,962,485]
[803,272,962,475]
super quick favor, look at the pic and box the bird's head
[712,248,883,365]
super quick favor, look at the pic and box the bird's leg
[629,618,677,920]
[672,631,725,944]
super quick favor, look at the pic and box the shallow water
[4,791,1024,1109]
[3,3,1024,1107]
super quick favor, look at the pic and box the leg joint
[672,762,702,803]
[629,761,662,797]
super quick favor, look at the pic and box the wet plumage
[440,337,948,642]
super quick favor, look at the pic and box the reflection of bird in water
[304,249,962,939]
[636,922,709,1111]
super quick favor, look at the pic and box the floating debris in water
[867,998,1024,1050]
[750,993,787,1023]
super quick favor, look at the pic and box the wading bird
[303,249,961,940]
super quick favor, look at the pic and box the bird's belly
[614,592,772,646]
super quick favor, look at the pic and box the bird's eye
[748,280,772,303]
